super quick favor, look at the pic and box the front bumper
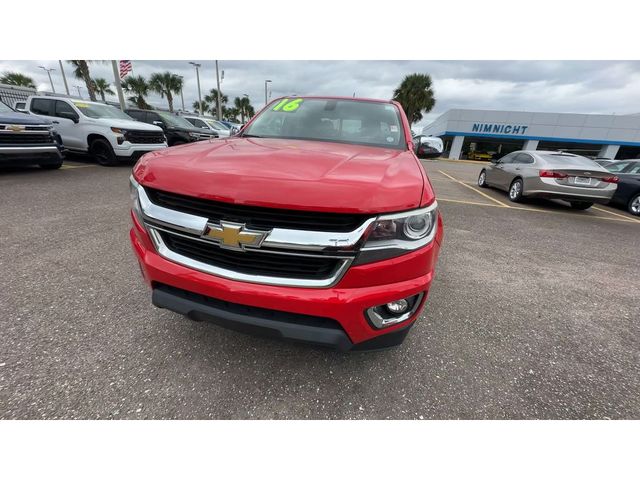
[114,142,167,161]
[130,211,443,350]
[0,145,63,166]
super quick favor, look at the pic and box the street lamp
[39,66,56,93]
[178,75,185,111]
[189,62,203,115]
[264,80,272,107]
[74,85,83,98]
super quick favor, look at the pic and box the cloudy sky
[3,60,640,131]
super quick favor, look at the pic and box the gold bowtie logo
[203,221,268,251]
[8,125,25,132]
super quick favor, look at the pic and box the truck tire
[90,138,119,166]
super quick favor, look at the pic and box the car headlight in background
[188,132,199,139]
[112,127,127,145]
[356,202,438,263]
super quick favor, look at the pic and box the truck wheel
[39,162,63,170]
[478,169,488,188]
[90,139,119,166]
[508,178,524,202]
[570,201,594,210]
[628,193,640,216]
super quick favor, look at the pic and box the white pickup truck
[26,96,167,166]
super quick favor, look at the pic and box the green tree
[149,72,183,113]
[121,75,151,109]
[192,100,210,115]
[0,72,36,88]
[392,73,436,126]
[205,88,228,117]
[92,78,115,102]
[68,60,97,101]
[233,96,254,123]
[225,107,240,123]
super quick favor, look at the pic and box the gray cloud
[2,60,640,131]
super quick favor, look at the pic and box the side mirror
[153,120,165,128]
[59,111,79,123]
[416,136,444,159]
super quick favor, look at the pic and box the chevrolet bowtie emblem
[8,125,25,132]
[203,221,269,251]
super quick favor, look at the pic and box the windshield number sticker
[273,98,303,112]
[74,102,89,108]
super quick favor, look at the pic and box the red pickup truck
[129,96,443,350]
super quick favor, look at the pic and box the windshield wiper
[240,133,263,138]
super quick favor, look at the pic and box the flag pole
[112,61,126,111]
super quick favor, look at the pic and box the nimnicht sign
[472,123,529,135]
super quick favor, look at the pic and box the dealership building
[422,109,640,160]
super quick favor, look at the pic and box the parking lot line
[437,170,510,207]
[592,205,640,224]
[60,163,96,170]
[437,197,497,207]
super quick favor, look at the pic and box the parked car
[129,96,443,350]
[0,99,64,169]
[467,150,493,161]
[412,135,443,158]
[477,150,619,209]
[181,115,231,137]
[604,160,640,215]
[126,109,217,146]
[26,96,167,166]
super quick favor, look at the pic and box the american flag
[119,60,132,79]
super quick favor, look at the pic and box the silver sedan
[477,150,619,209]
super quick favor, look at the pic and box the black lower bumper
[151,284,412,351]
[0,147,63,166]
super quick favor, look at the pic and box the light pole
[264,79,272,107]
[111,60,126,111]
[189,62,203,116]
[58,60,70,95]
[75,85,83,98]
[215,60,222,121]
[39,66,56,93]
[178,75,185,111]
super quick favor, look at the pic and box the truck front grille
[0,133,53,144]
[145,187,369,232]
[159,230,341,280]
[125,130,165,144]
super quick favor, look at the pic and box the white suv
[26,96,167,166]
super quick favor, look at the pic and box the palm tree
[392,73,436,126]
[192,100,210,115]
[92,78,115,102]
[1,72,36,88]
[122,75,151,109]
[205,88,228,116]
[149,72,183,113]
[225,107,240,123]
[233,96,254,123]
[68,60,97,101]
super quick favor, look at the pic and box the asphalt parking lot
[1,156,639,419]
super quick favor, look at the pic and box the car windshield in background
[539,154,599,167]
[243,98,406,149]
[0,101,15,113]
[158,112,196,129]
[206,119,229,130]
[74,102,133,120]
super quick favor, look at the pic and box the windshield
[540,154,599,167]
[205,119,229,131]
[243,98,406,149]
[74,102,133,120]
[0,101,15,113]
[158,112,195,129]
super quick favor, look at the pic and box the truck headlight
[357,203,438,264]
[129,176,144,226]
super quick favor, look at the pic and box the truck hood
[90,117,163,132]
[134,137,429,214]
[0,111,51,125]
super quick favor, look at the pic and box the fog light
[365,293,424,329]
[386,299,409,314]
